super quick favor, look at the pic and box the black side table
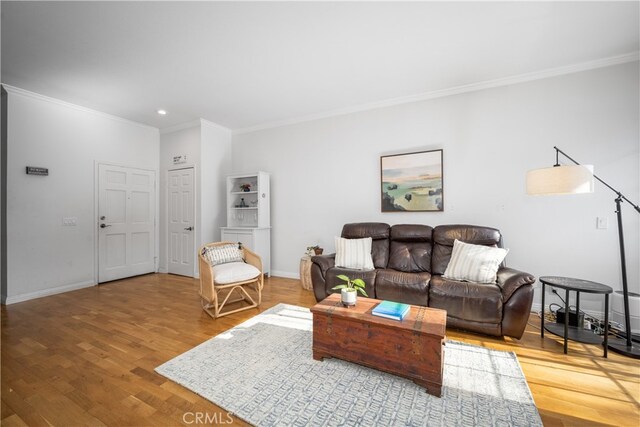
[540,276,612,357]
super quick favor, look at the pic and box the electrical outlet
[62,216,77,226]
[596,217,609,229]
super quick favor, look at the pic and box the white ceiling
[2,1,639,132]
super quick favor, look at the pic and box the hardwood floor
[1,274,638,426]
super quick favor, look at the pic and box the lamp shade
[526,164,595,195]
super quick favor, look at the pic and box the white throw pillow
[443,239,509,284]
[213,262,261,284]
[335,236,374,270]
[202,244,244,266]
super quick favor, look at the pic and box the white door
[168,168,195,277]
[98,164,156,283]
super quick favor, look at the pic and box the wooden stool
[299,255,313,291]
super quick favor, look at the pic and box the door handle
[100,223,111,228]
[184,226,193,231]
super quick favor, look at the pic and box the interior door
[98,164,156,282]
[168,168,195,277]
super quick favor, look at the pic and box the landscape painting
[381,149,443,212]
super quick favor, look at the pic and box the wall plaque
[26,166,48,176]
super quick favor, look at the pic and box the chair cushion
[202,244,243,266]
[443,239,508,284]
[213,262,260,284]
[335,237,374,270]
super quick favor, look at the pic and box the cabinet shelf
[230,191,258,195]
[231,207,258,210]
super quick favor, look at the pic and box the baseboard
[3,280,96,305]
[271,270,299,279]
[158,267,168,274]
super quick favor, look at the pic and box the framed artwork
[380,149,443,212]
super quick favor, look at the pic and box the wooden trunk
[310,294,446,397]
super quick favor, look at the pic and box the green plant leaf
[331,285,347,290]
[336,275,350,282]
[352,279,366,287]
[357,288,369,297]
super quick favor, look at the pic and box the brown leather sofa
[310,223,535,339]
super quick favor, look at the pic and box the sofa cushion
[429,275,503,323]
[342,223,390,269]
[324,267,378,298]
[335,236,374,270]
[432,225,502,275]
[388,224,433,272]
[375,269,430,306]
[443,239,508,284]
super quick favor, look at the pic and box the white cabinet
[223,172,271,275]
[226,172,270,228]
[221,227,271,276]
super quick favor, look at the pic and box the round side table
[540,276,613,357]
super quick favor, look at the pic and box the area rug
[156,304,542,426]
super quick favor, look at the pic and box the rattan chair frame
[198,241,264,318]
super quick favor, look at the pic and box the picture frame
[380,149,443,212]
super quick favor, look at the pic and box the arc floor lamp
[527,146,640,359]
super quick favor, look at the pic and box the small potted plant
[239,183,251,192]
[332,274,368,307]
[306,245,323,256]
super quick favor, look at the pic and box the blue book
[372,300,411,321]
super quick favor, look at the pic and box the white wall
[232,62,640,314]
[159,124,201,274]
[4,87,159,303]
[158,119,232,275]
[200,119,232,245]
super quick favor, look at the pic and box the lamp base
[607,337,640,359]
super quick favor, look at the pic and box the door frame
[165,165,198,278]
[93,161,159,285]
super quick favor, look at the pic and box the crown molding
[200,118,232,135]
[1,84,159,132]
[233,51,640,135]
[159,119,202,135]
[160,118,232,135]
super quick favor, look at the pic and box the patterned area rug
[156,304,542,426]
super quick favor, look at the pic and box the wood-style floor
[1,274,639,426]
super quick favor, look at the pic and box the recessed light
[157,109,167,115]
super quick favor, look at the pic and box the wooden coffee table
[310,294,446,397]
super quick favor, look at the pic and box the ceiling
[2,1,639,132]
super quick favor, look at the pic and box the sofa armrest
[311,254,335,275]
[310,254,336,302]
[497,267,536,302]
